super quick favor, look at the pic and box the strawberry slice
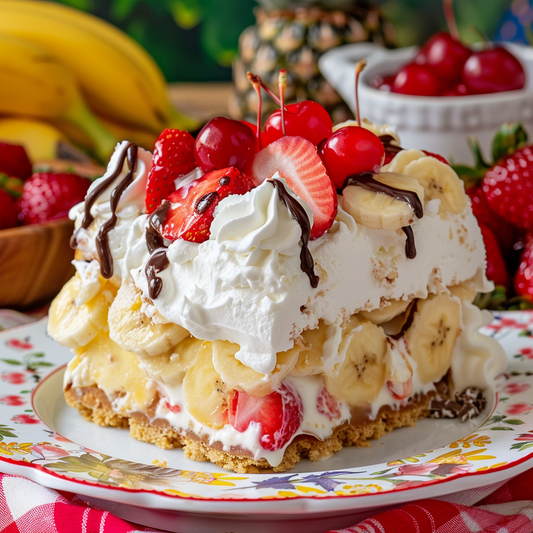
[228,383,303,451]
[316,386,341,420]
[162,166,254,243]
[146,129,196,214]
[0,142,32,181]
[250,136,337,240]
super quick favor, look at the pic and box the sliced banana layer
[183,341,228,429]
[212,339,299,396]
[342,172,424,231]
[137,336,203,388]
[291,320,335,377]
[324,321,390,407]
[108,281,189,357]
[383,148,426,174]
[357,298,412,325]
[403,156,467,216]
[404,293,462,384]
[448,281,478,303]
[48,274,117,349]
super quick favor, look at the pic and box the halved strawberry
[162,166,254,243]
[316,387,341,420]
[145,129,196,214]
[228,383,303,451]
[250,136,337,240]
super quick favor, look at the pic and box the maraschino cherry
[391,63,441,96]
[262,100,333,147]
[194,117,256,173]
[462,47,526,94]
[414,0,471,85]
[319,60,385,189]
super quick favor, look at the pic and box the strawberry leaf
[492,122,529,163]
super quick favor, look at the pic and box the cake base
[65,384,434,473]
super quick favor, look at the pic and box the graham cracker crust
[64,384,433,473]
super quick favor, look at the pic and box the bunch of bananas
[0,0,198,164]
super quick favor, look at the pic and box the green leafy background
[52,0,513,82]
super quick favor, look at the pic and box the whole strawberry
[515,235,533,298]
[479,224,510,290]
[483,145,533,232]
[0,188,19,229]
[145,129,196,214]
[0,142,32,181]
[18,172,91,225]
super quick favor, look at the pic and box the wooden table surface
[168,81,234,123]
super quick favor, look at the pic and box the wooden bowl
[0,218,76,309]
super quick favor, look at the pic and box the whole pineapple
[230,0,395,124]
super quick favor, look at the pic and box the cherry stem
[354,59,366,128]
[278,69,287,136]
[443,0,460,41]
[469,24,490,45]
[247,72,263,150]
[247,71,282,106]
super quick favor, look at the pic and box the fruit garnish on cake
[48,69,506,473]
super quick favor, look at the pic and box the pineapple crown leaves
[452,122,530,190]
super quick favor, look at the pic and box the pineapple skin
[230,2,395,124]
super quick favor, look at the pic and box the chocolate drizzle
[402,226,416,259]
[95,143,139,278]
[144,200,171,299]
[379,134,404,160]
[146,201,170,254]
[342,172,423,259]
[70,142,139,276]
[268,178,319,288]
[145,248,169,299]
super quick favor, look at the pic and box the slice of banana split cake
[48,121,507,473]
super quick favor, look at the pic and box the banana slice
[183,341,229,429]
[358,298,412,325]
[383,148,426,174]
[403,157,467,215]
[404,293,462,384]
[324,321,390,407]
[108,281,189,357]
[137,336,203,388]
[48,274,116,349]
[448,281,477,303]
[212,340,299,396]
[342,172,424,231]
[291,320,332,377]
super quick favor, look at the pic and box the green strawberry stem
[0,174,23,198]
[492,122,528,163]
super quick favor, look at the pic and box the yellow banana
[0,33,116,162]
[0,0,199,133]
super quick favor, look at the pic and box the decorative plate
[1,314,533,533]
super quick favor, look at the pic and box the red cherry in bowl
[391,63,441,96]
[318,126,385,189]
[415,32,472,85]
[262,100,333,147]
[462,47,526,94]
[194,117,257,173]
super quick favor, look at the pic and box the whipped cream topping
[71,141,493,381]
[70,141,152,283]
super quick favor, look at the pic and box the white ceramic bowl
[319,42,533,164]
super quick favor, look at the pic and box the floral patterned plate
[2,315,533,533]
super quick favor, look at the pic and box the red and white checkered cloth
[327,468,533,533]
[2,470,533,533]
[0,474,164,533]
